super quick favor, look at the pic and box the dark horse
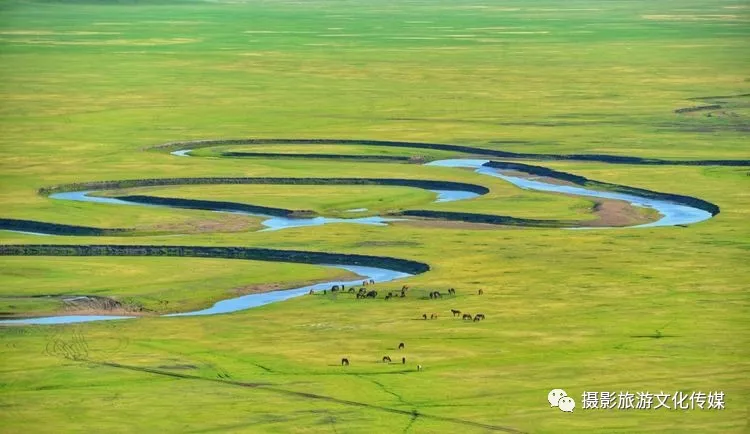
[462,313,472,320]
[451,309,461,317]
[341,358,349,366]
[383,356,392,363]
[398,342,405,350]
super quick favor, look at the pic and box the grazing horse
[331,285,340,291]
[369,279,375,285]
[422,313,427,320]
[384,294,391,300]
[398,342,405,350]
[475,313,485,320]
[451,309,461,317]
[448,288,455,295]
[348,287,355,293]
[478,289,484,295]
[462,313,472,320]
[402,357,406,364]
[417,364,423,371]
[363,280,369,286]
[366,290,378,298]
[430,313,438,320]
[308,289,315,295]
[383,356,392,363]
[473,316,481,322]
[341,358,349,366]
[402,285,409,291]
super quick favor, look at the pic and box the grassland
[1,0,749,433]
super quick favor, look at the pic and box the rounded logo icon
[548,389,567,407]
[558,396,576,413]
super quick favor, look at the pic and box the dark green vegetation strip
[153,138,750,167]
[483,161,721,216]
[39,177,490,196]
[0,245,430,275]
[114,195,308,218]
[95,361,525,433]
[222,152,411,161]
[0,218,130,236]
[399,210,572,228]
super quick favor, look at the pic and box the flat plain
[0,0,748,433]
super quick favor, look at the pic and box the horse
[341,358,349,366]
[369,279,375,285]
[398,342,405,350]
[475,313,485,320]
[417,364,423,371]
[432,291,442,298]
[473,316,481,322]
[402,285,409,291]
[383,356,392,363]
[363,280,369,286]
[402,357,406,364]
[331,285,340,291]
[366,290,377,298]
[308,289,315,295]
[422,313,428,320]
[451,309,461,317]
[384,294,391,300]
[448,288,455,295]
[462,313,472,320]
[348,287,355,293]
[430,313,438,319]
[478,289,484,295]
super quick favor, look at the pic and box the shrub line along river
[0,142,718,325]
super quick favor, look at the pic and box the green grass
[0,0,749,433]
[0,256,356,316]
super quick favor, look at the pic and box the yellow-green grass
[0,256,356,316]
[1,0,749,433]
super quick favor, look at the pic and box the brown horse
[402,357,406,364]
[341,358,349,366]
[398,342,405,350]
[382,356,392,363]
[422,313,427,320]
[478,289,484,295]
[462,313,472,320]
[430,313,438,320]
[451,309,461,317]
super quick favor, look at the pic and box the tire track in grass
[93,360,526,433]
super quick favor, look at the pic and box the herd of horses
[341,342,422,371]
[322,283,486,370]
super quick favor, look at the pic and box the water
[0,265,411,325]
[427,159,712,227]
[430,189,481,203]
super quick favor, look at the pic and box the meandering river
[0,145,717,325]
